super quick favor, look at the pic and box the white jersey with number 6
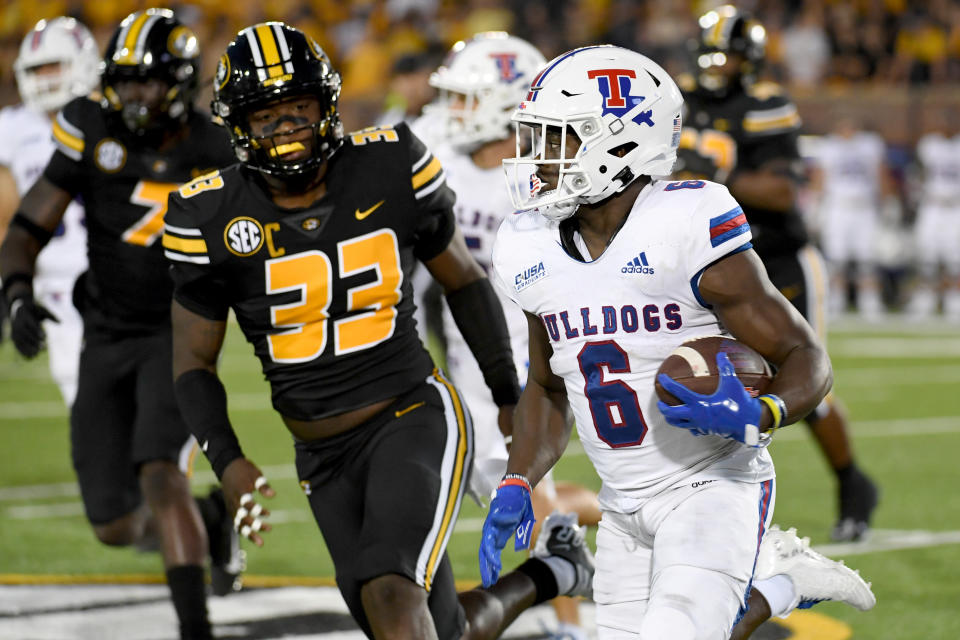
[492,179,774,514]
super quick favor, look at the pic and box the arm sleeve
[164,191,230,321]
[403,125,458,261]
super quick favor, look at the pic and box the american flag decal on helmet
[530,174,543,196]
[671,115,682,147]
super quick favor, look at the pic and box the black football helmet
[693,4,766,97]
[212,22,343,178]
[101,8,200,136]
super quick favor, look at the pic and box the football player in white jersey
[480,45,875,639]
[908,108,960,318]
[809,113,891,318]
[421,32,602,640]
[0,17,99,405]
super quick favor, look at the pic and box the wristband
[10,212,54,247]
[758,394,787,430]
[498,473,531,492]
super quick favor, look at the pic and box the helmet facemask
[237,93,342,179]
[504,92,680,221]
[425,83,514,152]
[108,77,187,137]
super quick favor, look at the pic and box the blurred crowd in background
[2,0,960,317]
[5,0,960,120]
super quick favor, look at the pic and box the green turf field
[2,318,959,638]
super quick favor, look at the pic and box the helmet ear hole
[608,141,638,159]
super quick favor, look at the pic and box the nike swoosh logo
[395,401,425,418]
[355,199,385,220]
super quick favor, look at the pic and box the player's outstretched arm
[479,312,573,586]
[700,248,832,430]
[0,177,73,357]
[171,301,275,546]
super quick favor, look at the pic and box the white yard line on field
[828,337,960,358]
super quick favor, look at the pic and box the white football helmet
[503,45,684,221]
[424,32,546,151]
[14,17,100,114]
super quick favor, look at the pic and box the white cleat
[531,511,595,598]
[755,525,876,612]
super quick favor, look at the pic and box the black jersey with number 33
[164,123,456,420]
[43,97,234,333]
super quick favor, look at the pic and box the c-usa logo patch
[514,261,547,292]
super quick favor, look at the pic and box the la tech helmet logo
[489,52,521,82]
[587,68,654,127]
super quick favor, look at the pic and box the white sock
[539,555,576,595]
[753,575,796,618]
[555,622,587,640]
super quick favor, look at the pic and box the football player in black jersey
[0,9,240,640]
[167,23,594,639]
[679,5,878,542]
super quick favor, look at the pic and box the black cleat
[531,511,595,598]
[198,487,245,596]
[832,467,879,542]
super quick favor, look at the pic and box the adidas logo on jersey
[622,252,654,274]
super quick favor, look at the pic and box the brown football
[655,335,772,405]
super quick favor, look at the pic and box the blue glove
[478,477,535,587]
[657,352,763,446]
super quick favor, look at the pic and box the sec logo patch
[94,139,126,173]
[224,217,264,256]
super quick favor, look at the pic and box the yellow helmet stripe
[115,12,163,65]
[243,23,296,82]
[708,14,730,48]
[255,24,282,67]
[118,12,150,58]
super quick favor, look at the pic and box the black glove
[9,293,59,358]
